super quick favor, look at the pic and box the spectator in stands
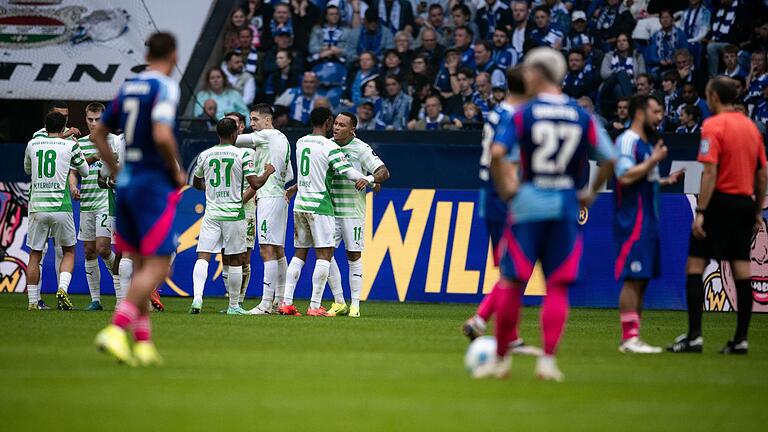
[753,85,768,130]
[707,0,751,78]
[563,48,600,100]
[273,104,305,128]
[265,3,294,49]
[406,74,433,126]
[592,0,635,50]
[492,85,506,106]
[545,0,571,34]
[475,72,494,110]
[408,53,434,83]
[453,25,476,68]
[600,32,646,107]
[356,100,376,130]
[234,26,259,75]
[274,71,322,124]
[309,5,355,65]
[491,28,519,70]
[635,72,655,96]
[678,82,711,120]
[722,45,747,79]
[410,95,456,130]
[333,0,366,28]
[434,47,460,97]
[679,0,710,68]
[194,66,249,120]
[449,4,480,46]
[361,75,383,114]
[221,51,256,106]
[675,104,702,133]
[414,28,446,70]
[732,75,747,102]
[345,51,379,107]
[260,49,301,103]
[381,49,404,80]
[375,74,412,130]
[357,8,395,58]
[394,31,414,66]
[608,97,631,134]
[660,70,682,130]
[673,48,705,95]
[509,0,533,54]
[746,51,768,113]
[565,11,594,51]
[195,99,219,131]
[474,41,506,89]
[258,28,305,86]
[530,6,564,49]
[458,101,484,130]
[244,0,273,50]
[577,95,609,127]
[378,0,415,35]
[223,7,248,53]
[647,9,688,78]
[475,0,513,41]
[288,0,321,53]
[744,18,768,54]
[416,4,450,47]
[445,67,489,118]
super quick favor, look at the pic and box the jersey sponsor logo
[699,139,710,155]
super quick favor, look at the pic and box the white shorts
[78,210,115,243]
[27,212,76,250]
[293,211,335,248]
[335,217,364,252]
[245,216,256,248]
[196,216,247,255]
[257,196,288,246]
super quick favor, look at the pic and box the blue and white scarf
[654,29,682,63]
[683,5,704,38]
[289,92,314,124]
[378,0,400,33]
[271,19,293,38]
[322,25,341,46]
[711,0,739,42]
[596,5,618,30]
[610,52,635,81]
[425,113,445,130]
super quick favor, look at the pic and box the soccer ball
[464,336,497,375]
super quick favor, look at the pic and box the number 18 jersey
[24,136,87,213]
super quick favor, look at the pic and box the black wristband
[695,208,706,214]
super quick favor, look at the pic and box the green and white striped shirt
[24,136,88,213]
[330,137,384,218]
[78,134,119,214]
[294,134,353,216]
[194,144,256,221]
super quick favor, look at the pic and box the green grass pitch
[1,294,766,431]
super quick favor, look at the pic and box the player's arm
[490,143,519,201]
[616,139,667,186]
[246,163,276,190]
[580,118,616,208]
[23,145,32,175]
[92,122,118,175]
[243,186,257,203]
[235,133,267,149]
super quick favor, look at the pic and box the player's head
[216,118,238,144]
[522,47,566,93]
[249,103,274,131]
[310,107,333,135]
[47,100,69,120]
[629,94,663,136]
[333,112,357,142]
[85,102,105,134]
[507,65,527,98]
[145,32,177,73]
[45,111,67,134]
[224,111,246,135]
[706,76,740,113]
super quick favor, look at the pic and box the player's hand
[755,213,764,234]
[372,183,382,194]
[692,213,706,239]
[64,127,81,138]
[285,184,298,201]
[651,140,668,162]
[70,185,81,200]
[578,189,596,208]
[666,168,685,185]
[355,178,369,191]
[173,170,187,188]
[264,163,276,175]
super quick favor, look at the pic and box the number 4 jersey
[24,135,89,213]
[493,93,615,223]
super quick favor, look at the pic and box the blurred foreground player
[93,32,185,366]
[479,48,616,381]
[668,77,767,354]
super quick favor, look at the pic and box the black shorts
[688,192,755,261]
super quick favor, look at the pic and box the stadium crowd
[193,0,768,134]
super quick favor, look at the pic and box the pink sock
[620,312,640,341]
[133,314,151,342]
[494,279,523,357]
[541,283,569,356]
[112,300,139,330]
[476,281,500,321]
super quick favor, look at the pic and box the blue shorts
[485,219,505,265]
[614,231,660,281]
[115,177,180,257]
[499,220,583,285]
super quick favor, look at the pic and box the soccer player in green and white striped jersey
[78,102,122,310]
[279,108,374,317]
[190,118,275,315]
[24,112,89,310]
[324,112,390,318]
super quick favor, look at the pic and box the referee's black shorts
[689,192,756,261]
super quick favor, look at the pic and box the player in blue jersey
[613,95,684,354]
[92,33,185,367]
[477,48,616,382]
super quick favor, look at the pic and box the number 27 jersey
[493,93,615,223]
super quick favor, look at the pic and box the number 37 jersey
[493,93,615,223]
[194,144,256,221]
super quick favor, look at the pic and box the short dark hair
[310,107,333,127]
[216,117,238,138]
[250,103,274,117]
[146,32,176,60]
[451,4,470,17]
[454,25,474,39]
[707,76,739,105]
[617,96,631,106]
[337,111,358,128]
[628,94,660,120]
[85,102,105,114]
[507,67,526,95]
[428,3,443,13]
[224,50,242,62]
[568,48,585,59]
[662,70,679,83]
[224,111,246,124]
[659,8,674,18]
[475,40,493,52]
[682,104,702,121]
[533,5,551,16]
[723,44,739,55]
[277,48,293,61]
[45,111,67,134]
[47,100,68,113]
[636,73,653,85]
[457,66,475,79]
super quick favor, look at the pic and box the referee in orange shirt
[668,77,768,354]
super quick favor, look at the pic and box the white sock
[283,257,304,306]
[103,251,116,273]
[328,257,345,304]
[261,260,278,307]
[54,246,62,283]
[192,259,209,303]
[112,274,121,300]
[58,271,72,293]
[239,263,251,303]
[349,258,363,308]
[117,258,133,305]
[310,259,330,309]
[276,256,287,303]
[85,259,101,302]
[227,265,243,308]
[27,284,40,304]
